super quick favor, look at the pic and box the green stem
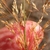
[24,12,27,50]
[23,0,27,50]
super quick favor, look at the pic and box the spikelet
[1,20,15,34]
[42,4,48,15]
[40,44,46,50]
[43,20,50,31]
[42,0,50,15]
[0,3,5,14]
[12,0,19,22]
[26,0,30,4]
[12,0,18,14]
[0,3,3,8]
[38,16,43,24]
[32,2,39,11]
